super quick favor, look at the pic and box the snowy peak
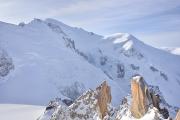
[102,33,145,60]
[104,33,143,48]
[105,33,136,43]
[0,18,180,108]
[45,18,73,29]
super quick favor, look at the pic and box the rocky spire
[96,81,112,119]
[130,76,150,118]
[176,110,180,120]
[130,75,170,119]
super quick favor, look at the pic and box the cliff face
[96,81,112,119]
[176,110,180,120]
[130,76,171,119]
[130,76,150,118]
[39,81,112,120]
[39,76,178,120]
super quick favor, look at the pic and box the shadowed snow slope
[0,18,180,107]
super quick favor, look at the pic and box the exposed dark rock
[100,56,108,66]
[160,72,168,81]
[160,107,169,119]
[130,64,139,70]
[18,22,25,27]
[62,99,73,106]
[103,71,113,80]
[45,99,60,111]
[47,23,67,36]
[117,64,125,78]
[150,93,160,110]
[150,66,159,72]
[0,50,14,77]
[59,81,85,100]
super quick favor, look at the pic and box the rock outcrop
[0,49,14,78]
[39,77,176,120]
[130,76,150,118]
[96,81,112,119]
[176,110,180,120]
[39,81,112,120]
[150,93,160,110]
[130,75,171,119]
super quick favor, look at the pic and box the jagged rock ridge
[39,76,179,120]
[39,81,112,120]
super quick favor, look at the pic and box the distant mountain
[161,47,180,55]
[0,18,180,108]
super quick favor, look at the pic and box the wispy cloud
[0,0,180,47]
[136,31,180,47]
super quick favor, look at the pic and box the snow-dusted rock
[0,49,14,79]
[39,81,112,120]
[40,79,177,120]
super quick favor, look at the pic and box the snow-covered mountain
[0,18,180,109]
[161,47,180,55]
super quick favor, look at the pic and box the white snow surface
[161,47,180,55]
[0,104,45,120]
[0,18,180,108]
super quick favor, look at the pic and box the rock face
[150,93,160,110]
[56,90,98,120]
[176,110,180,120]
[130,75,171,119]
[96,81,112,119]
[40,77,175,120]
[130,76,150,118]
[0,49,14,78]
[39,81,112,120]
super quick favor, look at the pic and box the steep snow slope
[44,19,180,107]
[0,19,180,107]
[0,19,121,105]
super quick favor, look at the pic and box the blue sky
[0,0,180,47]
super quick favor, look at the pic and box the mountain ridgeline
[0,18,180,119]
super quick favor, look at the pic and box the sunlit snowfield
[0,104,45,120]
